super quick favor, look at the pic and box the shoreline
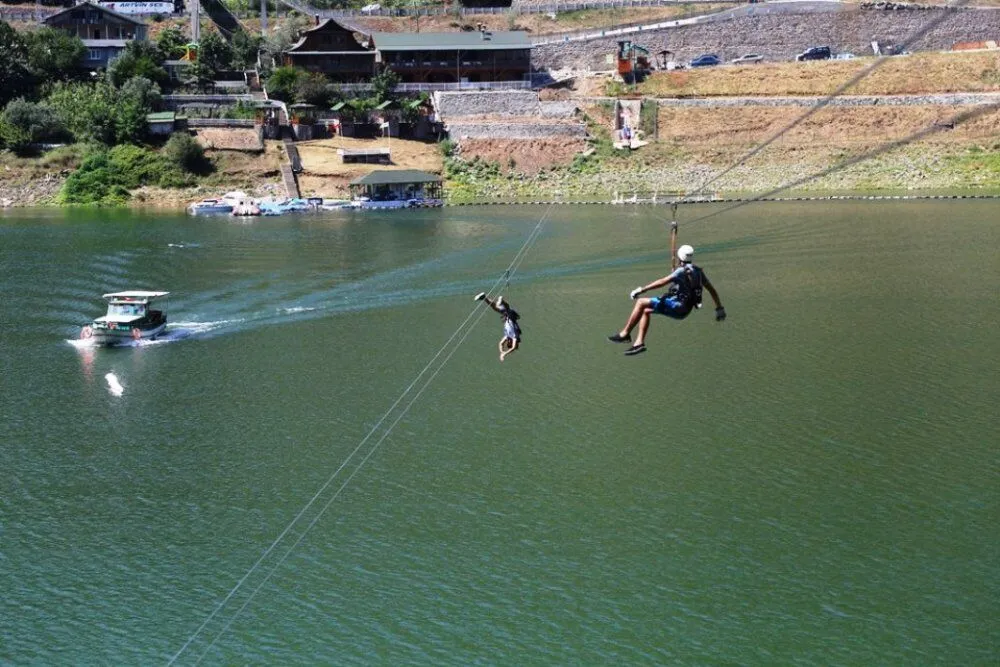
[6,188,1000,214]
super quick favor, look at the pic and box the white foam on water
[105,372,124,396]
[281,306,317,314]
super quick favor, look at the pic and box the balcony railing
[334,80,534,93]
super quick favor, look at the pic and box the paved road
[531,0,848,45]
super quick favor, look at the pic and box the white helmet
[677,244,694,263]
[496,295,504,307]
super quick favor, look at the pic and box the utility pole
[191,0,200,43]
[261,0,267,34]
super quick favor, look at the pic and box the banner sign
[98,2,175,14]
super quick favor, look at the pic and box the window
[87,49,101,61]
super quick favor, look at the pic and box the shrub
[1,98,66,155]
[58,144,196,205]
[164,132,210,174]
[438,138,456,157]
[265,66,302,103]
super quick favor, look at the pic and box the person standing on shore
[607,244,726,356]
[475,292,522,362]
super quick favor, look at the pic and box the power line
[682,0,971,201]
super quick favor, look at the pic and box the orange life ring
[80,325,93,339]
[131,327,142,340]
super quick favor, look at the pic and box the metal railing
[185,118,257,127]
[278,0,725,20]
[332,80,534,92]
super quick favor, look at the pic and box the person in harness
[475,292,522,362]
[607,244,726,356]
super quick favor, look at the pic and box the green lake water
[0,203,996,664]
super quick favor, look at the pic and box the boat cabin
[349,170,442,202]
[99,291,168,323]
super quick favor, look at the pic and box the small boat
[80,291,169,345]
[188,198,233,216]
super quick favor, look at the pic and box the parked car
[731,54,764,64]
[690,54,721,68]
[834,52,856,60]
[796,46,832,61]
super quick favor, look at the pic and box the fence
[278,0,726,20]
[185,118,257,127]
[332,80,534,93]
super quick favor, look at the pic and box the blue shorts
[647,296,691,320]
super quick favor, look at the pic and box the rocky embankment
[0,171,67,207]
[534,6,1000,69]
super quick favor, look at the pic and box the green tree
[198,31,233,75]
[0,98,66,154]
[23,27,85,84]
[47,77,157,145]
[260,13,312,73]
[265,65,302,103]
[183,60,216,92]
[0,21,31,106]
[230,30,262,70]
[156,25,188,60]
[107,40,167,87]
[295,71,331,107]
[370,65,400,105]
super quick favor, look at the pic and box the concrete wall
[533,7,1000,69]
[434,90,542,117]
[446,121,588,139]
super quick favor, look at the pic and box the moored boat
[188,198,233,216]
[80,291,169,345]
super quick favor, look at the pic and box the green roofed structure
[282,18,531,86]
[349,170,443,204]
[372,29,532,85]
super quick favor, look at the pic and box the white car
[731,54,764,64]
[835,53,856,60]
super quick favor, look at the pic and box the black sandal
[607,333,631,343]
[624,344,646,356]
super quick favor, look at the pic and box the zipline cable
[196,209,552,664]
[168,204,554,665]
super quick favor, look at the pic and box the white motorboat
[80,291,169,345]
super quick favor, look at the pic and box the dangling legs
[615,298,653,339]
[635,308,653,347]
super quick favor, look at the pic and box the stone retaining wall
[434,90,543,117]
[446,121,588,139]
[533,7,1000,69]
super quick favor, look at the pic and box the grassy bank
[444,101,1000,203]
[613,51,1000,98]
[0,142,284,208]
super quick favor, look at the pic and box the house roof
[350,170,441,186]
[371,31,531,52]
[146,111,175,122]
[286,18,369,53]
[44,1,145,27]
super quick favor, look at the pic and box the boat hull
[88,321,167,346]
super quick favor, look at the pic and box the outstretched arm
[630,274,675,298]
[704,277,723,309]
